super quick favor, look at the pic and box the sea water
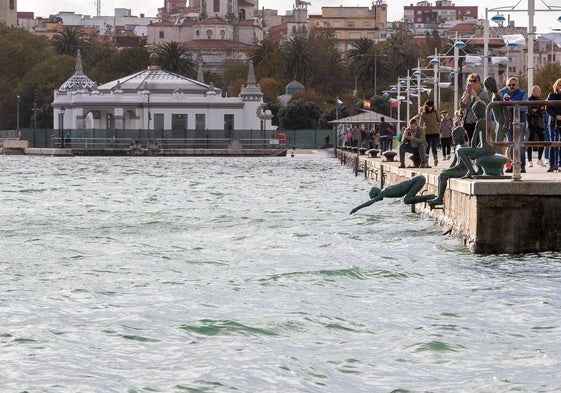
[1,152,560,392]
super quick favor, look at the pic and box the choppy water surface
[1,152,560,392]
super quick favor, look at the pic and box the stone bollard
[382,151,397,162]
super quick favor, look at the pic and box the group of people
[397,100,455,168]
[396,73,561,173]
[341,117,395,151]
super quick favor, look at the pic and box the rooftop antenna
[97,0,101,16]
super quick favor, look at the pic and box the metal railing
[486,99,561,181]
[49,137,284,150]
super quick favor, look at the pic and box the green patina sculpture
[427,126,469,206]
[350,175,435,214]
[456,101,496,178]
[484,76,510,147]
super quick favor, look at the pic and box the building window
[172,114,187,131]
[154,114,165,130]
[224,114,234,132]
[10,0,15,9]
[220,29,226,38]
[334,9,341,16]
[213,0,220,13]
[159,30,164,39]
[206,29,213,38]
[196,114,205,130]
[196,29,200,37]
[347,22,355,28]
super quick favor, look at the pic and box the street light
[59,107,65,148]
[453,40,466,115]
[483,1,561,90]
[16,95,20,134]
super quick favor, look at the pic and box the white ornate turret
[239,61,263,102]
[58,49,96,92]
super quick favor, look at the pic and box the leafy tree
[91,47,150,83]
[222,59,248,97]
[156,41,196,78]
[378,24,418,82]
[257,76,285,104]
[0,26,53,128]
[248,38,282,79]
[281,35,317,84]
[278,99,322,130]
[18,55,76,128]
[51,26,89,55]
[203,70,224,88]
[533,62,561,96]
[82,34,118,71]
[306,27,347,96]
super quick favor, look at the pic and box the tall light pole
[16,95,20,133]
[483,1,561,89]
[453,40,466,115]
[59,107,65,148]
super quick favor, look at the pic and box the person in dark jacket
[527,85,546,167]
[499,76,528,173]
[546,78,561,172]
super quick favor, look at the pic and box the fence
[2,128,337,150]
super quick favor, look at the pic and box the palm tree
[249,38,280,67]
[281,36,316,83]
[51,26,89,56]
[156,41,196,78]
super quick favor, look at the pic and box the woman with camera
[460,73,489,144]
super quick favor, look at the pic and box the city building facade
[308,1,388,53]
[0,0,17,27]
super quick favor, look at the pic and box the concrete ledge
[337,148,561,254]
[21,147,287,157]
[3,139,29,148]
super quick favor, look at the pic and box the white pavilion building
[52,51,273,134]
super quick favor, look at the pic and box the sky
[17,0,561,32]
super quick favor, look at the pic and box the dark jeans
[441,137,452,157]
[425,133,439,159]
[399,143,427,165]
[527,126,544,161]
[464,122,476,144]
[379,136,391,152]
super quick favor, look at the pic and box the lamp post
[452,40,466,115]
[430,56,440,106]
[16,95,20,133]
[483,1,561,90]
[59,107,65,148]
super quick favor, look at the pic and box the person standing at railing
[461,73,489,144]
[546,78,561,172]
[499,76,528,173]
[526,85,546,168]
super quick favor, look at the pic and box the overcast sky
[17,0,561,32]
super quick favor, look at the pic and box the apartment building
[308,1,388,53]
[0,0,17,27]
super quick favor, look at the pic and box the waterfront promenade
[338,148,561,254]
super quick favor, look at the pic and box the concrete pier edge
[337,148,561,254]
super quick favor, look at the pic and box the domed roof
[286,80,304,95]
[58,50,96,92]
[97,53,218,94]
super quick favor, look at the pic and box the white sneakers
[528,161,534,167]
